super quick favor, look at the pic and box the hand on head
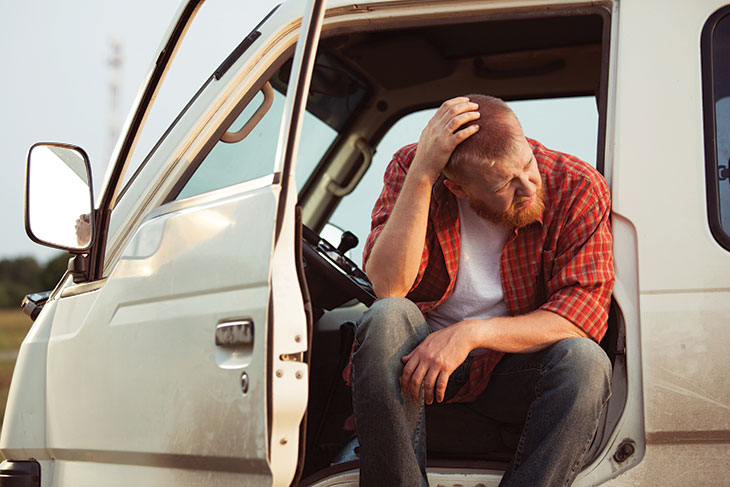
[410,97,481,183]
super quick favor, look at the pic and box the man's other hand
[400,322,476,405]
[410,97,480,183]
[75,213,91,247]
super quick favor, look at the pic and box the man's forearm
[465,310,589,354]
[364,97,481,298]
[400,309,590,404]
[365,169,434,298]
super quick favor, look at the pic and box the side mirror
[25,143,95,252]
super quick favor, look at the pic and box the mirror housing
[25,143,95,253]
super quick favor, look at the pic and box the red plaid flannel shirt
[348,138,614,403]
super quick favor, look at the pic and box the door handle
[215,320,254,347]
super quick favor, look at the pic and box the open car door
[42,0,326,486]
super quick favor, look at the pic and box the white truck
[3,0,730,485]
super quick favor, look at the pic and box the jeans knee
[353,298,428,376]
[545,337,612,405]
[355,297,427,347]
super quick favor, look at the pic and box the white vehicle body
[3,0,730,486]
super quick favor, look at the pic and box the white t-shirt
[425,197,510,355]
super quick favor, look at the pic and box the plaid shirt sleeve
[362,144,431,292]
[539,172,614,343]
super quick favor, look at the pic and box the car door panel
[47,185,279,485]
[43,0,327,483]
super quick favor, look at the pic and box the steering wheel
[301,225,375,310]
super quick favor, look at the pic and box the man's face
[451,137,545,228]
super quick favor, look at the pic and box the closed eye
[495,159,533,193]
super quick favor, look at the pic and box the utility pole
[107,38,123,162]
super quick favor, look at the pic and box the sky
[1,0,597,265]
[1,0,279,263]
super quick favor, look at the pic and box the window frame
[701,5,730,252]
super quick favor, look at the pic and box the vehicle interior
[172,4,626,484]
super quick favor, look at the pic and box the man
[351,95,614,486]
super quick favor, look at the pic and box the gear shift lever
[337,231,359,254]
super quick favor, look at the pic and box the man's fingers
[438,101,477,127]
[453,123,480,143]
[435,374,450,403]
[437,96,472,114]
[433,98,477,127]
[446,110,480,133]
[412,97,480,178]
[408,363,428,403]
[423,369,441,405]
[400,355,417,393]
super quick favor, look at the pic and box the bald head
[443,94,523,181]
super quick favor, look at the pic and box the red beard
[468,183,545,229]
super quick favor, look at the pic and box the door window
[174,80,338,200]
[175,85,286,199]
[702,6,730,251]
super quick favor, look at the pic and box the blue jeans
[351,297,612,487]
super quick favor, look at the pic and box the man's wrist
[456,319,491,353]
[408,155,442,185]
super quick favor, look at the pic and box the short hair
[443,94,523,180]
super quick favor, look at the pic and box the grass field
[0,309,33,432]
[0,309,32,351]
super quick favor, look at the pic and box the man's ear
[443,178,469,199]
